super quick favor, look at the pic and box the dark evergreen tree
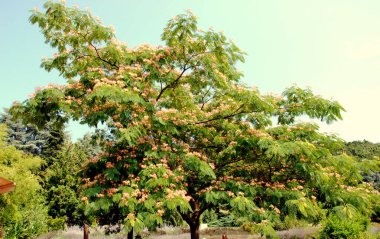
[44,140,90,226]
[1,109,45,155]
[76,132,104,158]
[0,109,65,165]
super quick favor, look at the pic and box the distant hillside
[345,140,380,192]
[345,140,380,160]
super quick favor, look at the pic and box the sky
[1,0,380,142]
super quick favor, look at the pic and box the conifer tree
[44,138,92,226]
[0,109,65,163]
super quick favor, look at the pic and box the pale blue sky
[1,1,380,142]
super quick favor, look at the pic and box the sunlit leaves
[277,86,345,124]
[230,196,256,214]
[15,1,379,236]
[0,125,48,238]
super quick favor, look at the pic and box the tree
[1,109,78,228]
[0,109,65,164]
[344,140,380,190]
[42,132,103,227]
[345,140,380,160]
[0,124,48,238]
[44,138,92,226]
[11,2,379,238]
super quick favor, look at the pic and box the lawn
[37,225,319,239]
[37,223,380,239]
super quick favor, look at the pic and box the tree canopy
[9,1,379,239]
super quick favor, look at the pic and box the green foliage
[206,215,241,227]
[277,216,310,231]
[345,140,380,191]
[320,213,369,239]
[47,217,67,231]
[13,2,379,239]
[246,220,278,239]
[0,124,48,238]
[345,140,380,160]
[202,209,241,227]
[44,137,96,226]
[284,198,323,221]
[0,109,65,161]
[277,86,344,125]
[46,185,82,225]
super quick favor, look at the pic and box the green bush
[0,124,49,238]
[48,217,67,231]
[274,215,310,231]
[202,209,241,227]
[319,214,369,239]
[250,220,278,239]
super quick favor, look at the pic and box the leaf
[119,125,146,145]
[105,168,121,180]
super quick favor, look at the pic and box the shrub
[0,124,49,238]
[319,214,369,239]
[275,215,310,231]
[251,220,279,239]
[47,217,67,231]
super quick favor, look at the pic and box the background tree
[0,124,48,239]
[1,109,82,228]
[344,140,380,222]
[0,109,65,164]
[345,140,380,160]
[44,138,90,227]
[2,106,106,228]
[11,2,380,239]
[344,140,380,190]
[43,132,103,227]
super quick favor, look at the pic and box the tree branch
[215,158,244,171]
[74,31,119,70]
[155,51,217,102]
[155,65,190,101]
[89,42,120,70]
[200,86,212,111]
[194,103,246,125]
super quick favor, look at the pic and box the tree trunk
[83,224,89,239]
[189,220,200,239]
[180,200,204,239]
[127,228,133,239]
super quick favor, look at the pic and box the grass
[37,226,315,239]
[37,223,380,239]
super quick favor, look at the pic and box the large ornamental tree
[12,1,379,238]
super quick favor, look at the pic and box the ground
[37,224,380,239]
